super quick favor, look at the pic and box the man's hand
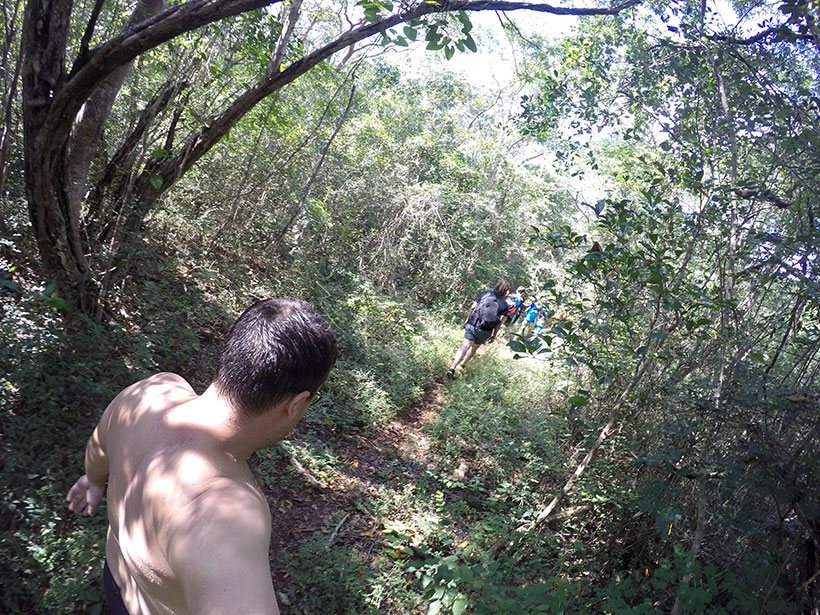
[66,474,105,516]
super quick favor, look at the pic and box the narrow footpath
[261,382,447,599]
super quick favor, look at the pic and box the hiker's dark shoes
[446,368,455,379]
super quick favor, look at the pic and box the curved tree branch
[136,0,645,203]
[39,0,283,172]
[706,24,814,46]
[22,0,643,313]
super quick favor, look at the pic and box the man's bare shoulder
[164,477,278,614]
[120,372,196,401]
[110,372,196,416]
[167,476,271,544]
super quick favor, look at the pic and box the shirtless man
[66,298,337,614]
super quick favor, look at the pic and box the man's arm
[67,394,116,516]
[488,314,506,343]
[167,482,280,615]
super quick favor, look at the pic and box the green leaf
[47,294,66,310]
[452,594,468,615]
[458,12,473,34]
[149,175,163,190]
[463,33,477,52]
[403,26,417,40]
[568,395,588,407]
[0,278,19,292]
[648,270,664,285]
[444,46,455,60]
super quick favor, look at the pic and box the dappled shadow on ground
[0,237,234,612]
[260,384,445,594]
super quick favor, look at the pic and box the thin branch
[267,0,303,77]
[670,492,707,615]
[280,445,323,488]
[455,0,642,17]
[84,79,186,230]
[76,0,108,65]
[267,80,357,250]
[706,24,814,46]
[325,513,351,551]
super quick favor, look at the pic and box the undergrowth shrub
[1,285,112,613]
[302,284,458,434]
[282,537,380,614]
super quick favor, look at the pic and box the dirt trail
[261,383,446,593]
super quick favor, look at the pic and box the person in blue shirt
[504,286,526,326]
[520,300,542,336]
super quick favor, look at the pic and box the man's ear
[285,391,312,418]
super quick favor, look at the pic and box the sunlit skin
[66,372,312,615]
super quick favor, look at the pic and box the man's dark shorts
[464,323,492,344]
[104,560,129,614]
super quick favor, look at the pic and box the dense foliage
[1,0,818,612]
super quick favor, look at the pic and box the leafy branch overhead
[21,0,644,316]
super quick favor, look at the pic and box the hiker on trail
[520,299,543,336]
[447,279,510,378]
[66,298,337,615]
[505,286,526,326]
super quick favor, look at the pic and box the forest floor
[254,339,562,612]
[263,378,448,605]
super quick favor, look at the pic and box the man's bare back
[67,299,337,614]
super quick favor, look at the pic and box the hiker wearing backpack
[505,286,526,326]
[447,279,511,378]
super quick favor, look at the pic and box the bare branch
[76,0,108,65]
[454,0,642,17]
[84,80,186,232]
[706,24,814,46]
[267,0,303,77]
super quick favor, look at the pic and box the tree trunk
[0,0,24,215]
[21,0,93,311]
[21,0,277,313]
[65,0,166,218]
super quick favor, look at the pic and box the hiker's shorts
[464,323,492,345]
[104,560,129,614]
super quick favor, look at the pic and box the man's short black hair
[214,298,337,416]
